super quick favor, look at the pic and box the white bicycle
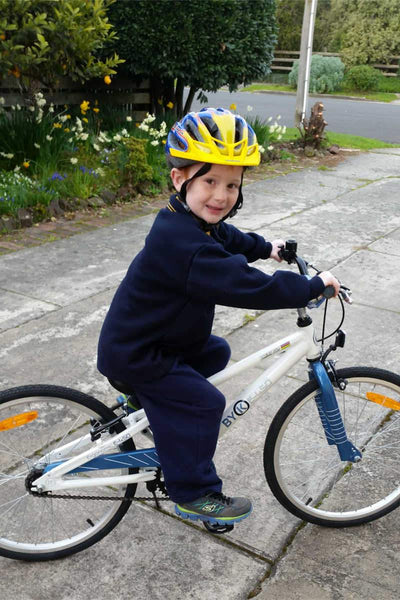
[1,240,400,561]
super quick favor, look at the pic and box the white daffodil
[70,157,78,164]
[46,134,53,141]
[126,116,132,122]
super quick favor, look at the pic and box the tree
[0,0,123,92]
[106,0,277,117]
[326,0,400,66]
[275,0,332,52]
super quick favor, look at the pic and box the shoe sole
[175,504,252,525]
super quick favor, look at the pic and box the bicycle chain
[42,493,171,503]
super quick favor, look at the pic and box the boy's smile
[171,163,243,224]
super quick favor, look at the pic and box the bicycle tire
[0,384,137,561]
[264,367,400,527]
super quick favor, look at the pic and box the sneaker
[175,491,252,525]
[116,393,142,414]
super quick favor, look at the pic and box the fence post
[295,0,318,126]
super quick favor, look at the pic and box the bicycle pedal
[203,522,234,535]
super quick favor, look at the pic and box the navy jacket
[97,194,325,383]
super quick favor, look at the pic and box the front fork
[309,360,362,463]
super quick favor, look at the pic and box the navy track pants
[134,335,231,503]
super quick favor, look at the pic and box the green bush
[289,55,345,93]
[342,65,383,91]
[377,76,400,93]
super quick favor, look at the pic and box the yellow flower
[104,75,111,85]
[0,34,6,41]
[166,101,174,109]
[23,161,30,168]
[64,127,70,132]
[157,98,163,105]
[93,107,100,113]
[230,103,237,111]
[82,117,88,123]
[162,140,166,145]
[53,123,62,128]
[66,114,71,119]
[80,100,90,113]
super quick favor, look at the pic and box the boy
[97,107,339,526]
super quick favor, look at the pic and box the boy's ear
[170,167,186,192]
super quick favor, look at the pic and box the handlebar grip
[323,285,335,299]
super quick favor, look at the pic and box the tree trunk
[183,85,197,115]
[175,78,184,118]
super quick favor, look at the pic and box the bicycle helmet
[166,107,260,168]
[166,107,260,225]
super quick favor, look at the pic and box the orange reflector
[366,392,400,411]
[0,411,38,431]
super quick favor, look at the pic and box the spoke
[0,494,28,519]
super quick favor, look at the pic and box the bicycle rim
[0,385,136,560]
[264,367,400,526]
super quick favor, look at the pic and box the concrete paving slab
[0,216,153,307]
[257,501,400,600]
[371,148,400,155]
[1,503,268,600]
[239,170,361,231]
[327,151,400,180]
[0,289,59,332]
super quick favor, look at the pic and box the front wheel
[0,385,136,561]
[264,367,400,527]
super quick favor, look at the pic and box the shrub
[247,114,287,161]
[289,55,345,94]
[377,76,400,94]
[342,65,383,91]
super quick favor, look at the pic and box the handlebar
[278,239,353,305]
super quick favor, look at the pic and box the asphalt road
[189,89,400,144]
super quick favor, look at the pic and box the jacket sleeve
[187,244,325,310]
[214,222,272,263]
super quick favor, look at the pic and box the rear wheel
[0,385,136,560]
[264,367,400,526]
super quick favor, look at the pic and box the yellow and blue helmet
[166,107,260,168]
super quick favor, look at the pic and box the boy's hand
[317,271,341,297]
[270,239,285,262]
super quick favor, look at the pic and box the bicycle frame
[32,311,360,495]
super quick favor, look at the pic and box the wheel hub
[25,467,46,496]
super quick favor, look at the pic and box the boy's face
[171,163,243,224]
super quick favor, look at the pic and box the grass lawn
[241,83,398,103]
[282,127,400,150]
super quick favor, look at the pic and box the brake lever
[339,286,353,304]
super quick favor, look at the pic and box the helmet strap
[179,162,211,206]
[178,163,243,231]
[222,172,244,221]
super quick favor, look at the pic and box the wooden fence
[272,50,400,76]
[0,76,151,120]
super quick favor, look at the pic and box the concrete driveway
[1,149,399,599]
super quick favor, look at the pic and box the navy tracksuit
[97,194,324,502]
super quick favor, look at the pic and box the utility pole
[294,0,318,126]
